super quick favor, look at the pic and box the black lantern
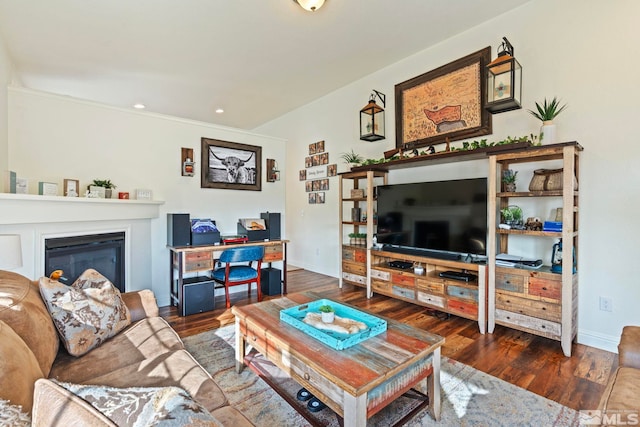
[360,90,385,141]
[486,37,522,114]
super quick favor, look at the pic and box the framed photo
[201,138,261,191]
[305,156,313,168]
[317,192,325,204]
[299,169,307,181]
[305,181,313,192]
[308,193,317,204]
[312,180,321,191]
[309,142,317,155]
[63,179,79,197]
[394,47,491,150]
[327,164,337,176]
[135,189,152,200]
[319,152,328,165]
[316,140,325,153]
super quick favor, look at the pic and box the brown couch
[598,326,640,424]
[0,270,253,426]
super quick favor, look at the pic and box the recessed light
[133,103,146,109]
[215,108,224,114]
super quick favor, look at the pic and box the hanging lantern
[360,90,385,141]
[486,37,522,114]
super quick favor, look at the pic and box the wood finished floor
[159,268,616,412]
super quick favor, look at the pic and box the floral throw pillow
[54,382,222,426]
[39,269,131,356]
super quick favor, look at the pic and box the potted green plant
[90,179,117,198]
[528,97,567,144]
[318,304,335,323]
[500,205,523,227]
[348,232,356,245]
[339,149,364,170]
[357,233,367,245]
[502,169,518,192]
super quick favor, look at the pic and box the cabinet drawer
[416,279,444,295]
[528,277,561,300]
[343,248,366,263]
[391,272,415,287]
[185,260,213,272]
[496,293,561,322]
[416,292,445,308]
[495,309,561,338]
[263,245,283,261]
[185,251,211,262]
[392,285,415,300]
[342,272,366,285]
[446,285,479,302]
[448,299,478,318]
[370,269,390,281]
[371,279,391,293]
[184,252,213,272]
[495,272,525,293]
[342,260,366,276]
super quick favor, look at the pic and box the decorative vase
[321,312,335,323]
[105,189,112,199]
[504,182,517,192]
[540,121,557,145]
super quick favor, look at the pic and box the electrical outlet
[599,296,613,312]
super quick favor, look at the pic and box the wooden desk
[168,240,288,315]
[232,292,444,426]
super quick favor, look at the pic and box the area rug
[184,326,581,426]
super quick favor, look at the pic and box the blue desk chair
[212,246,264,309]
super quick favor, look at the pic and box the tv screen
[376,178,488,257]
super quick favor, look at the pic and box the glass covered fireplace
[44,232,125,292]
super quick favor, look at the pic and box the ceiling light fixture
[133,103,146,109]
[215,108,224,114]
[293,0,325,12]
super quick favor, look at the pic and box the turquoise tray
[279,299,387,350]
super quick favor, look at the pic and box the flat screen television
[376,178,488,260]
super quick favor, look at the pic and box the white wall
[255,0,640,352]
[0,32,15,192]
[6,88,286,306]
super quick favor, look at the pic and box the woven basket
[528,168,578,191]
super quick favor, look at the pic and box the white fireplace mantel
[0,193,164,224]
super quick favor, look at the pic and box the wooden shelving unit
[338,170,387,293]
[487,142,582,356]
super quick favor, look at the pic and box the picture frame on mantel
[394,47,492,150]
[201,138,262,191]
[63,179,79,197]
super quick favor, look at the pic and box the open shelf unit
[338,169,387,291]
[487,142,582,356]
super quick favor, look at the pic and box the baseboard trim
[577,329,619,353]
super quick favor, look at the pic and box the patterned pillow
[54,382,222,426]
[0,399,31,427]
[39,269,131,356]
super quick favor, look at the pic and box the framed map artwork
[394,47,492,150]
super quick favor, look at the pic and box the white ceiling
[0,0,530,130]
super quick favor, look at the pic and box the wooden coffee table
[232,292,444,426]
